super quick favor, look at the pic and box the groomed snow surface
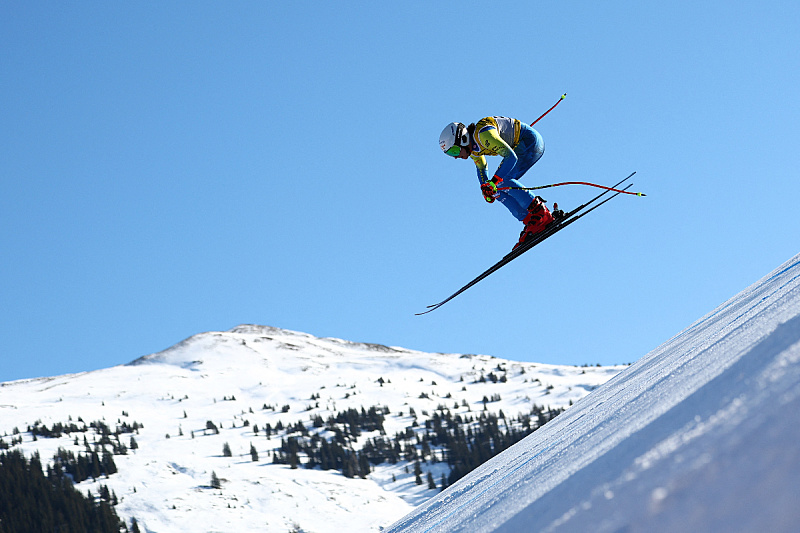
[388,253,800,533]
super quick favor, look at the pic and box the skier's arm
[471,154,489,184]
[471,155,498,203]
[477,126,518,183]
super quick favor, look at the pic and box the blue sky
[2,2,799,382]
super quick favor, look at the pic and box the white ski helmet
[439,122,469,157]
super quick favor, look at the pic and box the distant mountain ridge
[0,325,624,532]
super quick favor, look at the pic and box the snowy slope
[0,326,623,532]
[387,253,800,533]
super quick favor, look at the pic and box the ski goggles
[444,144,462,157]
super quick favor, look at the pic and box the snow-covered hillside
[388,253,800,533]
[0,325,623,532]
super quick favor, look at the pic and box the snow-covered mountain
[0,324,623,532]
[388,252,800,533]
[7,251,799,533]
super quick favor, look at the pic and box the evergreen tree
[250,443,259,462]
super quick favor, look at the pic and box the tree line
[0,449,128,532]
[269,402,564,488]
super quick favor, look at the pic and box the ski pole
[531,93,567,126]
[498,181,646,197]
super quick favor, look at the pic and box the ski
[416,172,636,315]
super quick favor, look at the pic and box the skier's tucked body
[439,117,563,249]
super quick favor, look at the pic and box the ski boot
[513,196,554,251]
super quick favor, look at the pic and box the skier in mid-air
[422,99,640,314]
[439,117,563,249]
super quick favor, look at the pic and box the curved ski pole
[498,181,646,197]
[531,93,567,126]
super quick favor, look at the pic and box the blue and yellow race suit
[470,117,544,221]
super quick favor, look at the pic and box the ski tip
[417,301,448,315]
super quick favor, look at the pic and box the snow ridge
[388,253,800,533]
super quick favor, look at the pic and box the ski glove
[481,176,503,203]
